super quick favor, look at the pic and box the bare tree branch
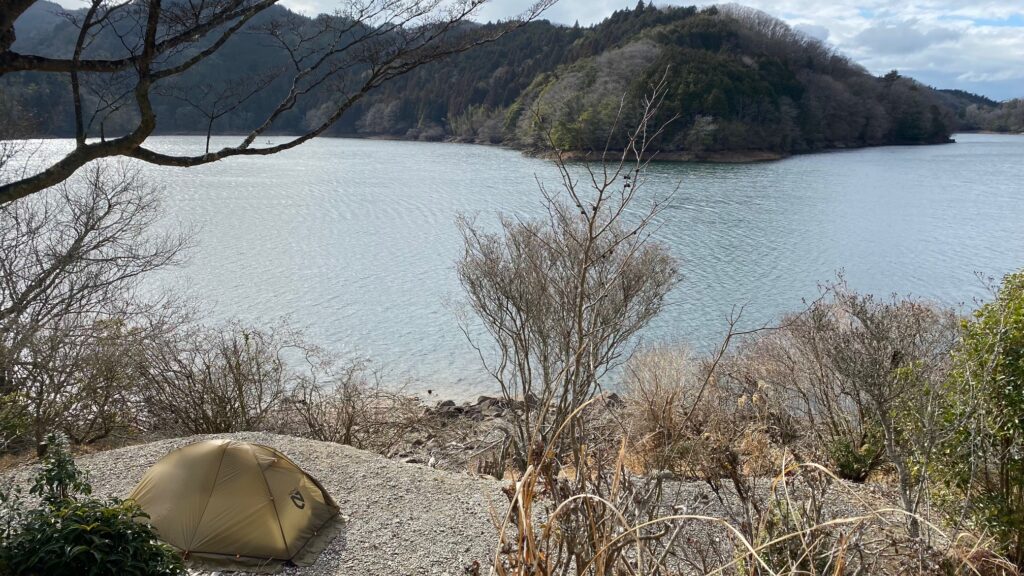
[0,0,557,205]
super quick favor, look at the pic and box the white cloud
[794,23,829,41]
[854,21,961,55]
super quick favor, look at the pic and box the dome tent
[129,439,343,573]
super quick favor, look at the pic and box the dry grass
[619,347,795,481]
[490,393,1018,576]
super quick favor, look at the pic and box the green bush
[1,498,185,576]
[0,434,185,576]
[945,270,1024,564]
[28,433,92,506]
[827,432,885,483]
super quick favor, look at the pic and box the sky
[48,0,1024,100]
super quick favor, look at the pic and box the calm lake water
[24,134,1024,397]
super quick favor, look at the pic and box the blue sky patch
[973,13,1024,27]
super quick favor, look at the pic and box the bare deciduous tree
[0,0,555,206]
[0,162,188,446]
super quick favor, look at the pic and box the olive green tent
[129,439,343,573]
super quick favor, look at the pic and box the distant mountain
[6,2,1001,157]
[936,89,999,110]
[7,0,66,46]
[935,89,1024,134]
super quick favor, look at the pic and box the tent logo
[290,489,305,509]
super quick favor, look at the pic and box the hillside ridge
[5,2,1022,156]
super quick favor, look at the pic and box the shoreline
[18,131,993,165]
[527,148,787,163]
[957,129,1024,135]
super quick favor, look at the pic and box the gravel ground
[3,432,506,576]
[2,429,923,575]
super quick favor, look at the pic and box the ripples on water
[22,134,1024,397]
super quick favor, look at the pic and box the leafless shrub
[137,320,423,449]
[457,78,679,469]
[22,311,184,447]
[137,320,307,435]
[742,281,959,538]
[816,285,959,538]
[282,360,425,453]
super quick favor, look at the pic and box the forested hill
[365,3,962,156]
[6,1,1007,157]
[937,90,1024,134]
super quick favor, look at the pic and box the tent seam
[188,440,231,552]
[252,444,292,560]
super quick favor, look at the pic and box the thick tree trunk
[0,0,36,52]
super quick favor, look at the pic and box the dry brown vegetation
[473,267,1020,574]
[490,326,1019,575]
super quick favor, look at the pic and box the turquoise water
[26,134,1024,397]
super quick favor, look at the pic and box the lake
[22,134,1024,398]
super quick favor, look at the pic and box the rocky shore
[384,395,524,476]
[388,393,624,477]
